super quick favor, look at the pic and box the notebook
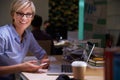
[47,42,95,75]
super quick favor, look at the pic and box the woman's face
[12,6,34,30]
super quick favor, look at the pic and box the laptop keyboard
[61,64,72,73]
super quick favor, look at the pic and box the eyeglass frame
[15,12,34,18]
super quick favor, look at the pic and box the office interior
[0,0,120,48]
[0,0,119,56]
[0,0,120,80]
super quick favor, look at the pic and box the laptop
[47,42,95,75]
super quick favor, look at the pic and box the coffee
[71,61,87,80]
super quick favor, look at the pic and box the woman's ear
[32,15,35,20]
[11,12,14,17]
[10,12,15,22]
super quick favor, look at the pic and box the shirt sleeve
[29,33,47,60]
[0,33,17,65]
[0,34,5,55]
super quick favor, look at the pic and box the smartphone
[40,63,47,66]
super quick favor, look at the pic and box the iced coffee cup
[71,61,87,80]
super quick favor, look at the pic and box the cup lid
[71,61,87,67]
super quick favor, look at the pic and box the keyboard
[61,64,72,73]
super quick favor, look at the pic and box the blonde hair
[10,0,36,15]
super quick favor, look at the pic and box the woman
[0,0,49,80]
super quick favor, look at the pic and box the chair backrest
[26,40,53,56]
[37,40,53,55]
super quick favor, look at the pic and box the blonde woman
[0,0,49,79]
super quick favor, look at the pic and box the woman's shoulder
[0,24,10,32]
[0,24,12,38]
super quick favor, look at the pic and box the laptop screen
[84,42,95,63]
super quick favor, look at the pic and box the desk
[21,55,104,80]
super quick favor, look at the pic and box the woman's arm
[0,60,42,76]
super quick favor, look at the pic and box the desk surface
[21,55,104,80]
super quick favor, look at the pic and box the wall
[0,0,12,26]
[0,0,49,26]
[84,0,107,47]
[107,0,120,46]
[107,0,120,30]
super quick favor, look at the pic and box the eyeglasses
[16,12,33,18]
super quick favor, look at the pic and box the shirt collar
[9,24,28,42]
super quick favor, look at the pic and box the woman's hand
[40,58,50,69]
[19,60,42,73]
[38,54,50,69]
